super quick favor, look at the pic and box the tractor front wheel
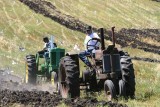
[104,80,116,101]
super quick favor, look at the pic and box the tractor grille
[50,48,65,68]
[51,52,56,65]
[103,54,121,73]
[60,52,64,60]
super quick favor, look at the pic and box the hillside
[20,0,160,55]
[0,0,160,106]
[0,0,84,75]
[51,0,160,29]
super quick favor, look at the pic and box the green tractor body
[25,42,65,84]
[36,48,65,74]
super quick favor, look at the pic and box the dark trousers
[38,50,47,55]
[78,49,93,67]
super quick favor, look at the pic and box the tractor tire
[104,80,116,101]
[58,56,80,98]
[26,55,35,59]
[120,51,135,98]
[119,79,126,97]
[25,55,37,84]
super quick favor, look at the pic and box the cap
[86,26,92,31]
[43,37,49,41]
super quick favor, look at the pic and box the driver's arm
[43,47,47,51]
[43,43,47,50]
[92,33,100,41]
[92,38,100,41]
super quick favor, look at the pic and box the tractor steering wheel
[86,38,101,50]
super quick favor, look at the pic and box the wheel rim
[25,62,28,83]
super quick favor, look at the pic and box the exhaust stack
[111,27,116,47]
[100,28,105,50]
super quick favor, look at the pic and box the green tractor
[25,36,65,84]
[57,27,135,100]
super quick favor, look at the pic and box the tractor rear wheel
[104,80,116,101]
[120,51,135,98]
[25,55,37,84]
[58,56,80,98]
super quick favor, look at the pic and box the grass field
[0,0,160,106]
[0,0,84,75]
[51,0,160,29]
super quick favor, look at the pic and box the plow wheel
[25,55,37,84]
[58,56,80,98]
[104,80,116,101]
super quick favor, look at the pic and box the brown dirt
[0,89,128,107]
[0,71,127,107]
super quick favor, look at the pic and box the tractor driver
[38,37,57,55]
[79,26,100,68]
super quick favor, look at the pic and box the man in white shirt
[79,26,100,67]
[43,37,51,51]
[38,37,57,55]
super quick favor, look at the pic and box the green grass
[0,0,84,76]
[0,0,160,106]
[79,61,160,107]
[51,0,160,29]
[124,48,160,60]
